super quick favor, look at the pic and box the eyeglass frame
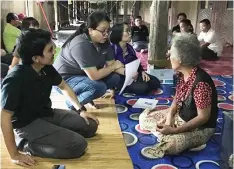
[95,29,110,36]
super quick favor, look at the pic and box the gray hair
[171,33,201,67]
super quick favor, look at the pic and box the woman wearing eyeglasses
[109,23,160,95]
[54,12,124,111]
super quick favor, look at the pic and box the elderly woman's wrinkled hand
[142,71,150,82]
[156,124,176,135]
[166,50,170,60]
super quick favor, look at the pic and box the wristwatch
[76,109,83,114]
[72,106,86,114]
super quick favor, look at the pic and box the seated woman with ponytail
[109,23,160,95]
[53,11,123,111]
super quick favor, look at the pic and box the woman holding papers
[139,34,217,158]
[54,12,124,110]
[109,23,160,95]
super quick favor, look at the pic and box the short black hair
[180,19,191,26]
[135,16,142,20]
[109,23,125,44]
[199,19,211,25]
[6,12,17,23]
[18,29,52,65]
[177,13,187,19]
[21,17,39,30]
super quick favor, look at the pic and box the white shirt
[198,29,223,56]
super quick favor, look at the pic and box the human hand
[11,152,36,167]
[156,124,176,135]
[142,71,150,82]
[166,50,170,60]
[114,60,124,70]
[102,89,115,99]
[1,49,6,56]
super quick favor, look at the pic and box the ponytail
[62,23,87,48]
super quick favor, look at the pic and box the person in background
[172,13,187,34]
[110,23,160,95]
[9,17,40,70]
[139,34,217,158]
[131,16,149,53]
[3,13,21,53]
[179,19,194,34]
[53,11,123,111]
[198,19,223,60]
[1,49,9,79]
[172,13,194,35]
[17,13,27,30]
[1,29,98,167]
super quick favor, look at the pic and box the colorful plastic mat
[115,75,233,169]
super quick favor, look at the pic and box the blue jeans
[57,73,120,109]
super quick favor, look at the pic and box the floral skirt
[139,108,215,158]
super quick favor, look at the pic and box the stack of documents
[132,98,158,109]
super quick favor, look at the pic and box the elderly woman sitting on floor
[139,33,218,158]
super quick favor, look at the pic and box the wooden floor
[1,92,133,169]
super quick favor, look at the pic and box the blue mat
[115,75,233,169]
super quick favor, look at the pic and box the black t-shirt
[131,25,149,42]
[172,24,194,33]
[1,64,62,128]
[172,24,180,33]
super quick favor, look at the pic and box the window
[227,0,233,9]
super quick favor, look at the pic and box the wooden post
[68,0,71,24]
[133,1,141,18]
[148,0,169,68]
[115,1,119,23]
[123,1,128,22]
[111,1,115,24]
[54,0,58,31]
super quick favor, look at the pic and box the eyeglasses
[95,29,110,36]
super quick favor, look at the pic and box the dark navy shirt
[131,25,149,42]
[111,43,144,73]
[1,65,62,128]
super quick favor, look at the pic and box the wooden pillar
[123,1,128,22]
[77,1,80,20]
[133,1,141,18]
[148,0,169,68]
[107,1,111,17]
[68,0,72,24]
[115,1,119,23]
[111,1,115,24]
[54,0,58,31]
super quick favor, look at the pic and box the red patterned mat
[200,47,233,75]
[136,47,233,75]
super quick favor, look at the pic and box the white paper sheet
[132,98,158,109]
[119,59,140,95]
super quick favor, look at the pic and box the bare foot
[102,89,115,99]
[86,101,98,109]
